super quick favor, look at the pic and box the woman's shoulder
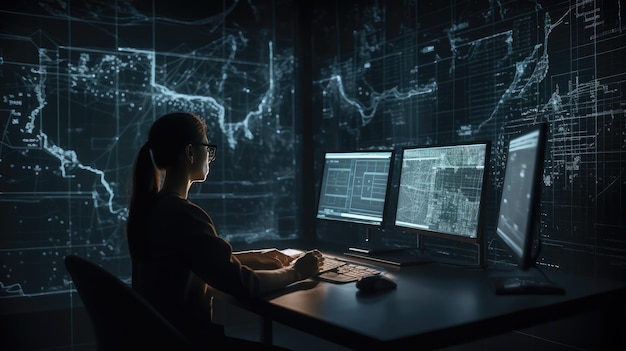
[155,191,185,203]
[153,192,201,212]
[153,192,212,222]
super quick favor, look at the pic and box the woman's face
[190,138,212,183]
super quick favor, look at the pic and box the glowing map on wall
[0,0,297,298]
[310,1,625,278]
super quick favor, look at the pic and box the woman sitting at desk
[126,112,322,348]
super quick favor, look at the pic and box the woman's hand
[291,249,324,280]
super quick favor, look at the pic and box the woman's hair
[126,112,207,259]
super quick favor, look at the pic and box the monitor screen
[316,150,394,226]
[393,141,490,243]
[496,123,547,270]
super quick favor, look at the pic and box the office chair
[64,254,197,351]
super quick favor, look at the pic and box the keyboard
[316,256,383,283]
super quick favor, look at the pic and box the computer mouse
[356,274,397,293]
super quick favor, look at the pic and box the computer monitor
[393,141,491,244]
[495,124,546,270]
[316,150,394,227]
[491,123,564,294]
[346,141,491,266]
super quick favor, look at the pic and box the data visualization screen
[394,142,490,242]
[316,151,394,226]
[496,124,547,268]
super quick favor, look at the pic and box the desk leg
[260,316,273,345]
[599,302,626,349]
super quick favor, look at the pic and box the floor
[41,312,350,351]
[215,300,351,351]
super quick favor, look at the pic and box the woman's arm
[233,249,294,269]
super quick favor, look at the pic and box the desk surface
[222,253,626,350]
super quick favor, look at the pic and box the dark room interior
[1,1,625,350]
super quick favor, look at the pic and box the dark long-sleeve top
[130,192,259,340]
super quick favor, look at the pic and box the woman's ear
[185,144,194,164]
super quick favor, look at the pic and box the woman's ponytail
[126,142,159,259]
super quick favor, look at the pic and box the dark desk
[218,254,626,350]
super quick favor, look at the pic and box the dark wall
[0,0,298,302]
[0,1,303,347]
[309,0,626,282]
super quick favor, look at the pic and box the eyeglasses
[195,143,217,162]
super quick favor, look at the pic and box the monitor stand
[490,268,565,295]
[491,220,564,295]
[345,228,434,266]
[345,246,434,266]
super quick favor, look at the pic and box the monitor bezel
[391,140,492,245]
[315,149,395,228]
[495,123,548,271]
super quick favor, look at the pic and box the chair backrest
[64,255,196,351]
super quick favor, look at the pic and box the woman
[126,112,321,348]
